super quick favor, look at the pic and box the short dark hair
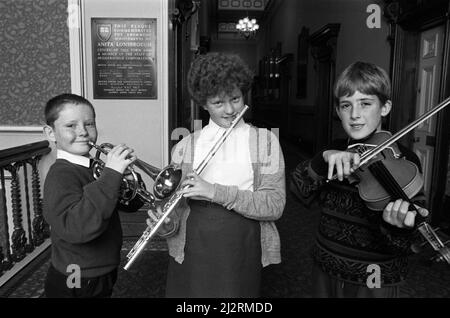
[187,52,254,105]
[45,93,95,127]
[334,61,391,105]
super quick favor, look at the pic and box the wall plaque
[91,18,157,99]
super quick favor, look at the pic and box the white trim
[68,0,85,96]
[0,239,51,288]
[161,0,169,166]
[0,126,43,133]
[190,99,197,131]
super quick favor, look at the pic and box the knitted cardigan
[161,125,286,267]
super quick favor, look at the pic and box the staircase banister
[0,141,51,167]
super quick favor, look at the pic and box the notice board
[91,18,157,99]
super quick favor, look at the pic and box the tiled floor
[3,138,450,298]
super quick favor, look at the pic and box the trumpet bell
[132,159,182,199]
[153,165,182,199]
[89,141,182,204]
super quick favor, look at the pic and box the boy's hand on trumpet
[146,204,176,236]
[104,143,136,174]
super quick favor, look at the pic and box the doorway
[413,25,445,202]
[387,0,450,224]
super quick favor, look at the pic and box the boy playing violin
[291,61,429,297]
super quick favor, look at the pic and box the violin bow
[358,96,450,167]
[416,223,450,264]
[355,96,450,264]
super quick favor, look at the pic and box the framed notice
[91,18,157,99]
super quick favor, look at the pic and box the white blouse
[193,118,254,191]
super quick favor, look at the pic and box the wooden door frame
[384,0,450,223]
[309,23,340,153]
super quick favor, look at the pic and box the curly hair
[187,52,254,105]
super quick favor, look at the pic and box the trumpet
[88,141,182,207]
[124,105,249,270]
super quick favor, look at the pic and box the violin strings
[372,161,407,199]
[359,97,450,167]
[373,161,421,213]
[369,161,414,207]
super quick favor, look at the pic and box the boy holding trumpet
[43,93,143,297]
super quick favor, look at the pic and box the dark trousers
[44,264,118,298]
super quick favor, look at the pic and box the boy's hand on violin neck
[323,150,360,181]
[382,199,429,228]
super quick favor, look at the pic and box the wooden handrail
[0,141,51,167]
[0,140,51,279]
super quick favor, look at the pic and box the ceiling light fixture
[236,17,259,39]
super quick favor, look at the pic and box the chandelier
[236,17,259,38]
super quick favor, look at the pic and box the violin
[340,96,450,264]
[347,130,423,211]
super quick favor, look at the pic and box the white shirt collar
[207,117,225,131]
[56,149,91,168]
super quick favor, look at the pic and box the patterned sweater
[290,139,426,286]
[161,126,286,267]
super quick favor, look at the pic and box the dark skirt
[166,200,261,298]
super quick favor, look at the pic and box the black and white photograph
[0,0,450,309]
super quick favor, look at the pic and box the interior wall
[0,0,71,128]
[80,0,169,183]
[0,130,46,150]
[210,40,258,74]
[255,0,390,151]
[259,0,390,107]
[0,0,70,150]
